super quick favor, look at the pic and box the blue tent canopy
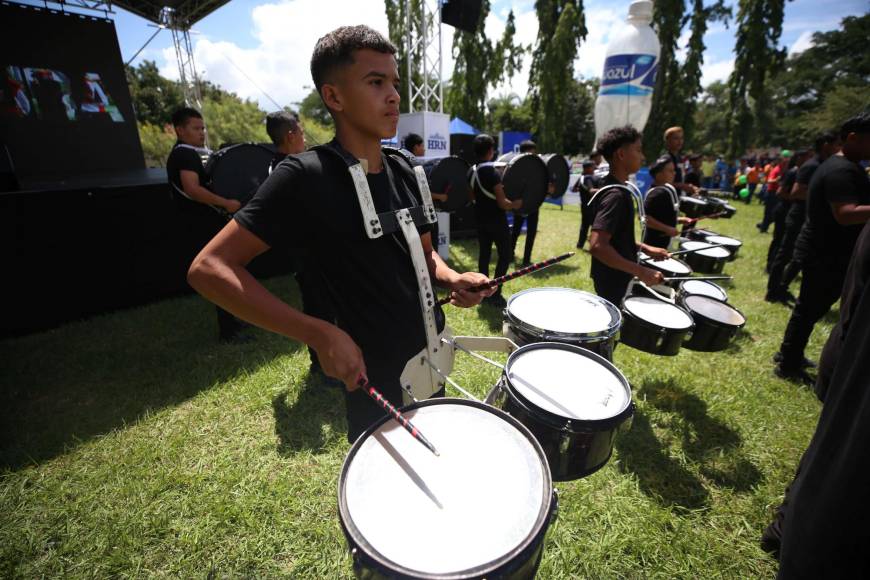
[449,117,479,135]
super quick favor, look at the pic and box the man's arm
[187,220,364,389]
[180,170,241,213]
[831,202,870,226]
[644,215,679,238]
[589,229,663,286]
[421,232,494,306]
[494,183,522,211]
[790,181,808,201]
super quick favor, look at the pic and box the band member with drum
[663,126,698,195]
[167,107,247,343]
[510,139,547,267]
[402,132,424,159]
[470,133,523,307]
[589,126,668,306]
[266,110,305,172]
[575,159,599,249]
[642,155,698,249]
[187,25,493,441]
[775,113,870,384]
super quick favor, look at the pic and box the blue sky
[111,0,868,111]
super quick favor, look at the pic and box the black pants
[295,266,336,369]
[760,192,780,231]
[511,211,539,265]
[778,260,847,370]
[766,200,789,270]
[767,203,805,296]
[578,197,593,248]
[478,218,512,292]
[593,273,630,308]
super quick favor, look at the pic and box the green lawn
[1,199,831,578]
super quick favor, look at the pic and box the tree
[561,77,597,156]
[486,94,534,133]
[726,0,788,158]
[125,60,184,126]
[530,1,587,152]
[296,88,333,128]
[689,81,731,154]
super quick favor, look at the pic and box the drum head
[680,240,731,259]
[497,152,549,215]
[680,279,727,301]
[623,296,694,329]
[684,295,746,326]
[340,399,551,576]
[639,253,692,276]
[505,344,631,421]
[705,234,742,248]
[540,154,569,199]
[423,156,470,212]
[206,143,275,203]
[506,287,621,338]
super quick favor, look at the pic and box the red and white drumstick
[438,251,575,306]
[667,242,730,257]
[360,376,440,456]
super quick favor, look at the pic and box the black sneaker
[774,364,815,386]
[760,521,782,559]
[772,352,816,369]
[765,291,794,305]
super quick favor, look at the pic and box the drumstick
[663,275,733,281]
[360,376,440,457]
[668,242,730,257]
[437,252,575,306]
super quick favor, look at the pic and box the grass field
[1,199,832,578]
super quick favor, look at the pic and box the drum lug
[559,426,572,454]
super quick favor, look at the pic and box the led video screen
[0,3,144,182]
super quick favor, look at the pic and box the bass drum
[205,143,275,204]
[339,398,557,579]
[497,152,549,215]
[539,154,569,199]
[421,156,471,212]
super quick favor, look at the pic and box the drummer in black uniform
[266,110,306,171]
[589,126,668,306]
[166,106,247,343]
[510,139,549,267]
[187,25,493,441]
[642,155,698,249]
[471,133,523,307]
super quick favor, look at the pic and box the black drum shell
[497,152,549,216]
[338,398,557,580]
[680,297,746,352]
[679,196,710,218]
[708,197,736,218]
[641,256,693,287]
[681,247,727,274]
[205,142,275,203]
[505,322,617,362]
[486,343,634,481]
[421,156,471,212]
[619,305,693,356]
[539,154,569,199]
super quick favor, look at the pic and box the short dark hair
[649,155,673,176]
[813,130,839,153]
[403,133,423,151]
[171,107,202,127]
[266,110,300,146]
[597,125,641,162]
[473,133,495,159]
[519,139,537,153]
[310,25,397,94]
[840,112,870,141]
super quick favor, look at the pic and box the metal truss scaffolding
[161,7,203,111]
[406,0,443,113]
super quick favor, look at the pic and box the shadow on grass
[273,375,346,454]
[0,285,301,471]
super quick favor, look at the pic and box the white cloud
[700,57,734,87]
[789,30,815,55]
[574,6,623,80]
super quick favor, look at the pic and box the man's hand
[222,199,242,213]
[447,272,496,307]
[547,181,556,195]
[644,246,671,261]
[637,266,665,286]
[309,322,367,391]
[512,199,523,210]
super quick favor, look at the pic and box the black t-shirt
[471,163,504,224]
[642,185,677,248]
[780,166,798,200]
[591,175,636,290]
[684,168,701,187]
[269,151,287,173]
[234,143,441,399]
[166,142,210,215]
[797,156,821,186]
[668,152,684,184]
[795,155,870,266]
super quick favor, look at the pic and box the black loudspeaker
[441,0,483,33]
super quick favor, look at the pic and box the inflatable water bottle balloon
[594,0,661,143]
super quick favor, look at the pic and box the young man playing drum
[265,110,306,172]
[588,126,668,307]
[642,155,698,249]
[187,25,493,441]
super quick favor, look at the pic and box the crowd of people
[162,22,870,578]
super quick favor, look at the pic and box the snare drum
[679,240,731,274]
[339,398,556,579]
[619,296,694,356]
[703,234,743,260]
[678,279,728,302]
[486,343,633,481]
[679,196,710,218]
[504,288,621,361]
[639,252,693,285]
[680,295,746,352]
